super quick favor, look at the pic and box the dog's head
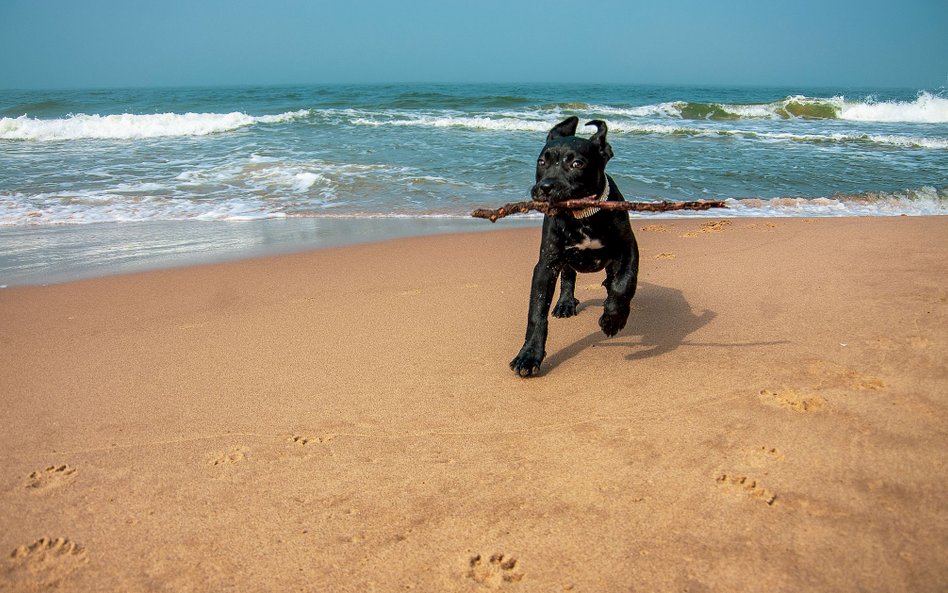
[532,116,613,203]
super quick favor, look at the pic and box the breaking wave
[0,109,310,141]
[627,92,947,123]
[4,93,944,144]
[545,92,948,123]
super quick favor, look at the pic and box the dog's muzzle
[532,179,557,202]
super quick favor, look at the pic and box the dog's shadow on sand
[543,281,762,372]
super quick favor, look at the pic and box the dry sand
[1,217,946,592]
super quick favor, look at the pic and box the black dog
[510,116,639,377]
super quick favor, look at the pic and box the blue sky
[1,0,946,90]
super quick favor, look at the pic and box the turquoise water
[1,83,946,284]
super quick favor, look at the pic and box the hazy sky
[1,0,946,90]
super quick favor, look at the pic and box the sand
[0,216,946,592]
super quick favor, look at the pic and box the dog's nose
[535,180,555,200]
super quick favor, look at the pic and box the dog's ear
[586,120,614,162]
[546,116,579,142]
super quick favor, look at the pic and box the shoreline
[2,210,945,287]
[0,216,540,287]
[1,216,946,591]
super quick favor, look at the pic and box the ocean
[1,83,946,285]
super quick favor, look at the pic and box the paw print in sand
[467,553,523,588]
[26,465,77,491]
[6,537,88,588]
[209,446,248,466]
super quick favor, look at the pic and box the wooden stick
[471,198,728,222]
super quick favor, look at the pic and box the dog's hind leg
[599,241,639,337]
[551,267,580,318]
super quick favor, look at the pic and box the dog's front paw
[551,297,579,318]
[510,347,545,377]
[599,309,629,337]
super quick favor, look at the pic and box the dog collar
[572,180,610,219]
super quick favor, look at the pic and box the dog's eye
[537,158,546,167]
[571,160,585,169]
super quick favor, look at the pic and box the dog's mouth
[531,183,599,204]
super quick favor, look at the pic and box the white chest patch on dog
[575,236,604,250]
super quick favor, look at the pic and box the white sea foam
[587,103,683,118]
[3,185,944,226]
[839,92,948,123]
[715,129,948,149]
[725,186,948,217]
[351,114,553,133]
[350,114,947,149]
[0,157,429,225]
[0,190,284,224]
[0,109,309,141]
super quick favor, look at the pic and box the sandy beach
[1,216,946,592]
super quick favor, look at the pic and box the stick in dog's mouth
[470,198,727,222]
